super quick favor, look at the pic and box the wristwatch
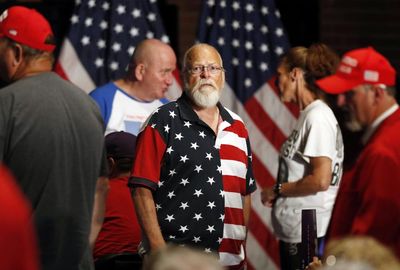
[273,183,282,197]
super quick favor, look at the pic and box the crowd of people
[0,5,399,270]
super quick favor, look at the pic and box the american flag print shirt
[130,93,257,268]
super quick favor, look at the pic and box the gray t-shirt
[0,72,107,270]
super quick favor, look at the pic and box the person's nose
[165,73,173,86]
[200,67,211,79]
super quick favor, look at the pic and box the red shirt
[327,108,400,258]
[94,176,141,259]
[0,165,40,270]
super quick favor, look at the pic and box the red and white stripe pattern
[217,114,252,269]
[220,81,298,270]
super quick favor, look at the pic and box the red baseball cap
[316,47,396,94]
[0,6,55,52]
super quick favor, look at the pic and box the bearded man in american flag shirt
[130,43,257,270]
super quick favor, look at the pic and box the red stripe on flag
[245,97,287,152]
[222,175,246,194]
[252,155,276,188]
[220,238,244,254]
[249,209,280,267]
[224,207,245,225]
[220,144,248,164]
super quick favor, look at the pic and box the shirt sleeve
[129,124,167,190]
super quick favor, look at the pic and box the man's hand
[261,187,276,207]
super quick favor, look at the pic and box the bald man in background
[90,39,177,136]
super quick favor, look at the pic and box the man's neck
[193,105,220,134]
[13,57,52,81]
[115,78,152,102]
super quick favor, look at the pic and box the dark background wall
[0,0,399,72]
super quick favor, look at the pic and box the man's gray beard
[185,80,222,108]
[191,87,221,108]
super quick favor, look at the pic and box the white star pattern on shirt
[132,8,141,18]
[155,204,161,211]
[194,165,203,173]
[193,213,203,221]
[206,225,215,233]
[249,178,255,185]
[180,178,189,186]
[167,191,175,199]
[169,235,176,239]
[179,225,189,233]
[207,201,216,209]
[97,39,106,49]
[190,142,199,150]
[179,155,189,163]
[183,121,192,128]
[205,248,212,253]
[217,166,222,173]
[205,153,213,160]
[207,177,215,185]
[219,190,225,197]
[180,202,189,210]
[151,123,156,128]
[166,146,173,154]
[199,131,206,138]
[219,214,225,221]
[164,124,170,133]
[217,237,223,244]
[158,181,164,187]
[130,27,139,37]
[193,189,203,197]
[169,110,176,118]
[116,5,126,14]
[193,236,201,243]
[175,133,184,140]
[169,169,176,176]
[165,214,175,222]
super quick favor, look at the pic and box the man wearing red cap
[0,6,108,270]
[316,47,400,257]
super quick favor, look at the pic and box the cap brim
[316,74,362,94]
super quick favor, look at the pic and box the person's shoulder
[89,82,116,98]
[223,106,244,123]
[305,100,336,123]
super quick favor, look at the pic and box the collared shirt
[130,93,256,268]
[362,103,399,144]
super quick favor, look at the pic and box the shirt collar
[362,103,399,144]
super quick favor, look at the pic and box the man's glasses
[186,64,225,75]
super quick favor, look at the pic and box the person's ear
[135,63,145,81]
[290,68,304,81]
[107,157,116,172]
[11,43,23,66]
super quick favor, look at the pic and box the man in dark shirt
[0,6,108,270]
[130,43,257,269]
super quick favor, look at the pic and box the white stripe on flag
[219,245,245,266]
[220,83,280,178]
[58,38,95,93]
[224,191,243,209]
[220,159,247,179]
[223,224,246,240]
[216,130,248,153]
[254,83,297,137]
[165,77,182,101]
[246,232,279,270]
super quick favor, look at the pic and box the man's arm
[133,186,166,253]
[243,194,251,228]
[89,176,109,249]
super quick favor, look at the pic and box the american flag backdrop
[54,0,181,100]
[196,0,298,269]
